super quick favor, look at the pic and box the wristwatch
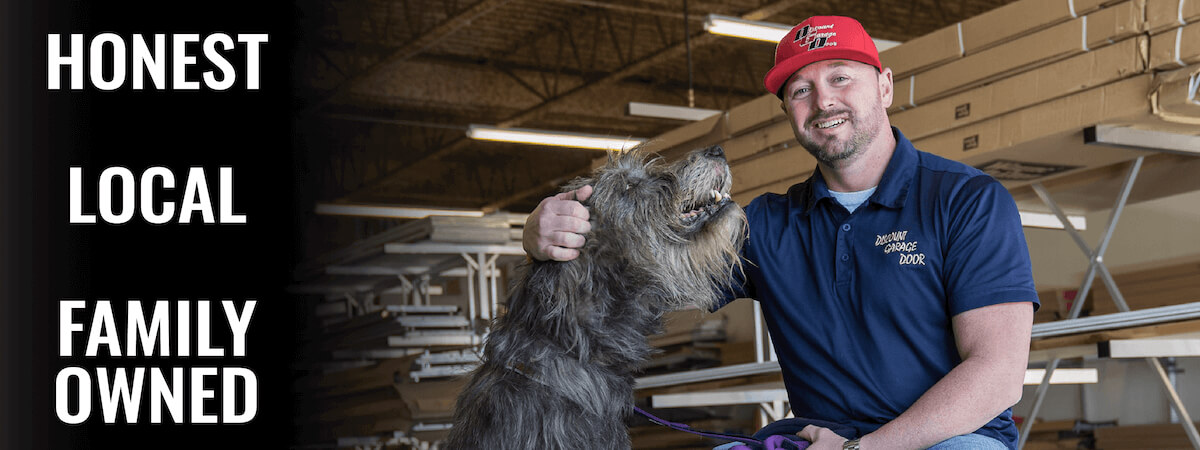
[843,438,861,450]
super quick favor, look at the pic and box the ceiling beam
[306,0,516,113]
[337,0,812,205]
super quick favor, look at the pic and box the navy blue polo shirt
[720,127,1038,449]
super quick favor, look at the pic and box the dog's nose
[704,146,725,159]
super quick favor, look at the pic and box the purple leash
[633,406,810,450]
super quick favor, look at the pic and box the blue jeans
[927,433,1008,449]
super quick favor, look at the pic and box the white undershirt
[829,186,877,213]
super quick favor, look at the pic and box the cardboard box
[961,0,1085,53]
[911,74,1152,185]
[912,0,1145,105]
[1146,0,1200,33]
[1152,64,1200,118]
[1150,20,1200,69]
[729,144,816,198]
[882,0,1116,77]
[890,36,1148,140]
[879,24,963,78]
[892,75,915,110]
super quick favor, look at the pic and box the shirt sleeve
[942,175,1040,316]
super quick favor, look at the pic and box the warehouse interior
[287,0,1200,448]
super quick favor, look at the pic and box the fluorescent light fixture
[1019,211,1087,230]
[627,102,721,121]
[466,124,644,151]
[315,203,484,219]
[703,14,901,51]
[1024,368,1098,385]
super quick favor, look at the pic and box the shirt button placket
[836,223,851,277]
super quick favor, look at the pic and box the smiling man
[524,16,1039,450]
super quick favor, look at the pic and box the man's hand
[798,425,849,450]
[523,185,593,261]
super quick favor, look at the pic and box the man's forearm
[857,355,1022,449]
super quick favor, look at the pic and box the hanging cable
[683,0,694,108]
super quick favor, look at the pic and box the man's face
[780,60,893,166]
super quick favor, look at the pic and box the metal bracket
[1085,125,1200,156]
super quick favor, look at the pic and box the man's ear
[879,67,894,109]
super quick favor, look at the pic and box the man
[524,16,1037,450]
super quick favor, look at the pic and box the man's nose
[814,87,837,111]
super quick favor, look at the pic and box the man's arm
[806,301,1033,450]
[522,185,592,261]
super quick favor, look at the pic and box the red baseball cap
[763,16,882,96]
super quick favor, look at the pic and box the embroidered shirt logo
[875,230,926,266]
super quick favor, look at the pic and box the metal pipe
[1095,263,1131,312]
[1032,302,1200,339]
[753,301,764,363]
[1148,356,1200,448]
[1031,183,1091,255]
[462,253,477,330]
[1094,157,1143,260]
[487,254,499,318]
[1019,358,1061,449]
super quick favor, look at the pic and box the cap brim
[764,49,882,96]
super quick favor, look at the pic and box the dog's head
[563,145,746,310]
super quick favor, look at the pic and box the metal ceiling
[291,0,1018,259]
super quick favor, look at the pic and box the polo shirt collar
[796,126,916,213]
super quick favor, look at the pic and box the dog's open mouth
[679,188,732,227]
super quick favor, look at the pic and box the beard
[795,107,884,166]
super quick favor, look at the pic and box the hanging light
[466,124,645,151]
[315,203,484,219]
[703,14,901,51]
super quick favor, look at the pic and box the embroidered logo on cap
[793,23,838,50]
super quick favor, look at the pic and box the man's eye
[833,76,849,83]
[791,87,810,98]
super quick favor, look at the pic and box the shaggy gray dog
[445,146,746,449]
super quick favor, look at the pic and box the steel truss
[1018,153,1199,449]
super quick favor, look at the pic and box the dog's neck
[493,258,668,370]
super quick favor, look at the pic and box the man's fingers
[574,185,593,202]
[797,425,820,441]
[542,246,580,262]
[542,199,589,221]
[554,185,594,203]
[539,214,590,236]
[549,231,586,249]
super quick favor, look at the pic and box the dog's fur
[445,146,746,449]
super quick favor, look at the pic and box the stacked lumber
[620,0,1200,211]
[1021,419,1091,450]
[885,0,1200,189]
[1029,255,1200,322]
[1090,255,1200,315]
[1094,422,1200,449]
[295,213,522,279]
[293,356,419,444]
[643,316,729,376]
[293,302,478,447]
